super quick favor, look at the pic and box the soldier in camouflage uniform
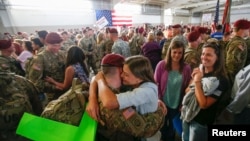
[197,27,210,57]
[109,28,131,58]
[78,28,98,74]
[27,32,66,102]
[103,27,114,55]
[184,31,201,70]
[87,54,166,141]
[161,26,173,59]
[129,28,140,56]
[170,24,188,47]
[96,32,106,70]
[225,19,250,85]
[0,39,25,76]
[0,71,42,140]
[161,38,172,59]
[129,27,145,56]
[135,27,146,55]
[60,31,75,51]
[244,29,250,66]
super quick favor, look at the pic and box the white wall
[8,9,95,27]
[133,14,161,26]
[1,1,250,34]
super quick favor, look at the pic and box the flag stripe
[214,0,219,25]
[111,10,132,27]
[212,0,220,32]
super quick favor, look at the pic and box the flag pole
[222,0,232,34]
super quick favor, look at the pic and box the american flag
[214,0,219,25]
[212,0,220,32]
[95,10,132,27]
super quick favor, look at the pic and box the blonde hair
[147,32,155,42]
[97,32,105,44]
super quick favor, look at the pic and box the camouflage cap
[0,39,12,50]
[234,19,250,29]
[101,53,125,67]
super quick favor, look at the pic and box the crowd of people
[0,18,250,141]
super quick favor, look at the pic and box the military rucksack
[0,73,36,131]
[41,78,87,125]
[99,103,165,138]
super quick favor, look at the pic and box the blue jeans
[182,120,207,141]
[160,107,179,141]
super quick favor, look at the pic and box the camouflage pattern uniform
[245,37,250,66]
[184,47,201,70]
[37,47,45,54]
[103,39,114,55]
[197,42,205,58]
[171,34,188,47]
[78,36,98,74]
[136,35,145,54]
[96,40,106,70]
[27,49,66,101]
[61,39,75,51]
[0,72,43,141]
[161,38,172,59]
[226,36,248,84]
[112,39,131,58]
[0,55,25,76]
[129,34,139,56]
[129,34,144,56]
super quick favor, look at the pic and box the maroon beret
[45,32,63,44]
[13,42,23,55]
[138,27,144,34]
[198,27,208,34]
[172,24,182,28]
[0,40,12,50]
[101,53,125,67]
[109,28,118,34]
[234,19,250,29]
[191,26,197,32]
[188,31,201,42]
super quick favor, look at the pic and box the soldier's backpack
[41,78,87,125]
[99,102,165,138]
[0,72,40,131]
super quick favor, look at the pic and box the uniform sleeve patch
[238,45,244,51]
[32,63,41,71]
[1,63,8,68]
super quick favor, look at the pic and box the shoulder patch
[1,63,8,68]
[238,45,244,51]
[32,63,41,71]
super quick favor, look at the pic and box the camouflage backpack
[0,72,37,131]
[99,102,165,138]
[41,78,87,125]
